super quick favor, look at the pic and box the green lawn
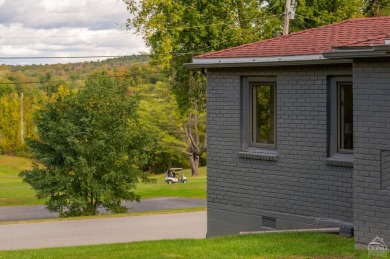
[0,156,375,258]
[0,155,42,206]
[137,167,206,199]
[0,155,206,207]
[0,233,370,258]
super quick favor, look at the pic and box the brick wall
[353,59,390,247]
[206,64,354,237]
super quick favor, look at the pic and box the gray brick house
[187,17,390,248]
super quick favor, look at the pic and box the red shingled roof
[195,17,390,59]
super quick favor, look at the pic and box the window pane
[338,83,353,150]
[252,84,275,145]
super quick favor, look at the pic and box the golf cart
[165,168,187,184]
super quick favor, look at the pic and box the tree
[124,0,362,100]
[20,74,153,217]
[124,0,264,175]
[0,92,21,153]
[123,0,362,175]
[262,0,362,34]
[0,78,40,155]
[115,62,191,172]
[363,0,390,16]
[124,0,266,106]
[38,72,67,97]
[183,109,206,176]
[136,80,190,172]
[123,0,267,175]
[0,79,15,98]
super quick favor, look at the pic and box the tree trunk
[183,111,203,177]
[189,152,199,176]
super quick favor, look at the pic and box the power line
[0,32,130,39]
[162,15,278,32]
[0,55,136,60]
[0,53,205,60]
[0,13,283,40]
[291,16,308,30]
[0,40,229,60]
[0,13,286,65]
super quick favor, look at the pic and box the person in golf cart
[166,168,177,177]
[165,167,187,184]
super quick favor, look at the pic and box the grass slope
[0,155,42,206]
[137,167,206,199]
[0,155,206,207]
[0,233,369,258]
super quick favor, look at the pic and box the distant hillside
[0,55,156,92]
[0,55,191,172]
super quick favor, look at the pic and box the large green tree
[20,74,153,217]
[136,80,190,172]
[124,0,362,175]
[124,0,363,103]
[120,62,191,172]
[124,0,266,110]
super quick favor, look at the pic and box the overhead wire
[0,37,243,61]
[0,32,131,39]
[0,13,285,61]
[161,15,275,32]
[0,55,140,60]
[0,13,283,40]
[0,12,286,67]
[291,15,309,30]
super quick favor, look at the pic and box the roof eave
[185,55,352,69]
[323,45,390,59]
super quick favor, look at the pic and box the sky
[0,0,148,65]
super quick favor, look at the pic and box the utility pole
[283,0,296,35]
[20,92,24,145]
[283,0,291,35]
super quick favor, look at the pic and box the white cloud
[0,0,130,29]
[0,0,147,64]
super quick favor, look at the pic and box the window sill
[238,149,278,161]
[326,153,353,168]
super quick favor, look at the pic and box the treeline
[0,56,200,173]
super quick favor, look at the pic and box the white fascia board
[323,44,390,59]
[185,54,351,68]
[323,46,390,59]
[192,54,325,65]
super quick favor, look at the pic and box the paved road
[0,211,207,250]
[0,197,206,222]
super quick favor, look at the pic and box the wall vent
[262,216,276,229]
